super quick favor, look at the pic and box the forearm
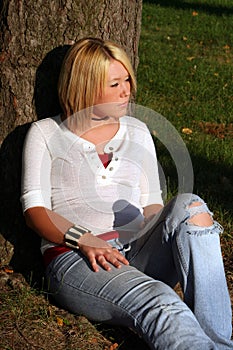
[143,204,163,219]
[24,206,73,245]
[25,206,129,272]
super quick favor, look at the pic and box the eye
[125,76,130,82]
[110,82,119,88]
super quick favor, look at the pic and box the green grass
[136,0,233,231]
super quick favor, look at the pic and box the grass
[0,1,233,349]
[136,0,233,221]
[0,277,117,350]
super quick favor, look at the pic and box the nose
[120,81,130,97]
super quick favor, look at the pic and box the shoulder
[31,115,60,131]
[121,116,151,139]
[27,115,61,138]
[121,116,149,131]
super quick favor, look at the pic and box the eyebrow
[109,74,129,81]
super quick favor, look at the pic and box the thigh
[46,249,177,324]
[127,224,178,287]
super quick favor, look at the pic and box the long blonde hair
[58,37,136,130]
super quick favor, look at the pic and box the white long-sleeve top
[21,115,163,253]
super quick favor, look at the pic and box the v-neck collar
[57,114,128,154]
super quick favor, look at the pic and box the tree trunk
[0,0,142,141]
[0,0,142,281]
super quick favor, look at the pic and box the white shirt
[21,115,163,252]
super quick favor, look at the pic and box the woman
[21,37,233,349]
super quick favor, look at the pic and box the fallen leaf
[56,317,64,326]
[1,266,14,274]
[186,56,195,61]
[89,338,98,344]
[192,11,198,16]
[181,127,193,135]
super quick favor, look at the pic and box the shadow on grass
[143,0,233,16]
[155,137,233,219]
[190,152,233,216]
[95,324,150,350]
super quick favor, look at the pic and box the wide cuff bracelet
[64,225,90,249]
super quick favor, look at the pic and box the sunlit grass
[136,1,233,231]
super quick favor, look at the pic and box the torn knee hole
[187,201,213,227]
[188,212,213,227]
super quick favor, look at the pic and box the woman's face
[93,59,131,119]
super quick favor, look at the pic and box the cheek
[103,90,116,103]
[96,91,117,105]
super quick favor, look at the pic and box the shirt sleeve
[20,123,52,212]
[139,126,164,207]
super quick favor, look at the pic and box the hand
[78,233,129,272]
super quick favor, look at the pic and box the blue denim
[45,194,233,349]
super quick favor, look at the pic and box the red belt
[43,231,119,267]
[96,230,119,240]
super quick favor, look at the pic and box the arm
[24,206,72,245]
[140,125,164,222]
[142,204,164,228]
[25,206,128,272]
[140,126,164,211]
[143,204,163,219]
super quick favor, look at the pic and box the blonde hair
[58,37,136,130]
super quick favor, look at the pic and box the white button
[83,143,94,152]
[102,175,106,179]
[109,146,114,151]
[115,157,118,161]
[109,167,113,171]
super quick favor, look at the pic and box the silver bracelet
[64,225,90,249]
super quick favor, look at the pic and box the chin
[115,107,128,118]
[93,103,128,119]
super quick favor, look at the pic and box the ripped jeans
[45,194,233,349]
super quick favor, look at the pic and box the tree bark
[0,0,142,280]
[0,0,142,141]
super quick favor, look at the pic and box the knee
[188,200,213,227]
[176,193,214,227]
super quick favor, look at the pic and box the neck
[91,115,110,121]
[90,114,119,126]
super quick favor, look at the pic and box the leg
[45,250,216,350]
[127,193,233,349]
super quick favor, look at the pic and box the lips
[118,101,129,108]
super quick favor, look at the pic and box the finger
[117,254,129,265]
[96,255,112,271]
[106,254,122,269]
[112,249,129,265]
[104,251,127,269]
[88,254,99,272]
